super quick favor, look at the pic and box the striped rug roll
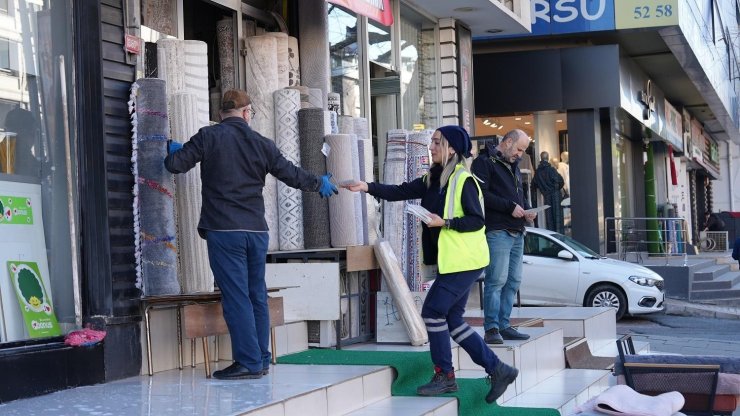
[129,78,180,296]
[156,39,185,97]
[183,40,210,127]
[245,35,280,250]
[358,138,378,245]
[326,134,361,247]
[338,115,354,135]
[298,0,330,109]
[266,32,289,88]
[307,88,323,109]
[383,129,409,275]
[299,108,331,248]
[274,89,304,250]
[171,93,214,294]
[288,36,301,87]
[216,18,235,93]
[405,130,433,292]
[353,117,369,141]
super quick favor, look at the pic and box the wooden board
[181,297,285,339]
[346,245,378,272]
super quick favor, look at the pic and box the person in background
[472,129,537,345]
[732,237,740,269]
[704,212,725,232]
[344,125,518,404]
[164,89,337,380]
[532,151,564,233]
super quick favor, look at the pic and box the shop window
[329,5,362,117]
[368,19,391,69]
[1,0,77,343]
[400,5,437,130]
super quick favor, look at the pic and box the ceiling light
[453,7,477,12]
[491,123,498,128]
[556,119,563,123]
[483,119,490,125]
[498,125,503,130]
[524,121,531,125]
[486,29,503,34]
[515,117,522,121]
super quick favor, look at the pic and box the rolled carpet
[383,129,409,280]
[405,130,432,292]
[129,78,180,296]
[274,88,304,250]
[287,36,301,87]
[183,40,210,127]
[266,32,289,88]
[216,18,235,93]
[326,134,361,247]
[298,108,331,248]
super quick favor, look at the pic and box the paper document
[524,205,549,215]
[405,204,433,224]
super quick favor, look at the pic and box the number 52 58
[634,5,673,19]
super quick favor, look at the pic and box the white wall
[713,140,740,212]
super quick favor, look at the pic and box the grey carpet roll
[183,40,210,126]
[288,36,301,87]
[274,89,304,250]
[298,0,330,109]
[299,108,331,248]
[129,78,180,296]
[326,134,361,247]
[245,35,280,250]
[171,93,214,294]
[383,129,409,279]
[216,18,235,93]
[266,32,289,88]
[405,130,433,292]
[307,88,323,109]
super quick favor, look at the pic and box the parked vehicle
[519,227,665,320]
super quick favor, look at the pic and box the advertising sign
[615,0,678,29]
[662,99,683,151]
[0,195,34,225]
[7,261,60,338]
[529,0,615,36]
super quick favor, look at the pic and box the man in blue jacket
[472,129,536,344]
[165,89,337,380]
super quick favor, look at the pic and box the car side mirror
[557,250,575,260]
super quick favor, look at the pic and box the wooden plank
[346,245,378,272]
[182,303,229,339]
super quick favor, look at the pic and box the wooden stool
[181,297,284,378]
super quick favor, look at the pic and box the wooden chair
[182,297,284,378]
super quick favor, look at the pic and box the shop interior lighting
[515,117,522,121]
[556,119,563,123]
[483,119,491,125]
[524,121,531,125]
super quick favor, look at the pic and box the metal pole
[59,55,83,330]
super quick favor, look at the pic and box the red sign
[124,34,142,55]
[328,0,393,26]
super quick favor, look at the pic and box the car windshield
[550,233,601,258]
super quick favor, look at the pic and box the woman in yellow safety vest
[343,125,518,404]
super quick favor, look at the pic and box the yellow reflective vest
[437,164,490,274]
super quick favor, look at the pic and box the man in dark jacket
[532,151,564,233]
[165,89,337,380]
[472,129,536,344]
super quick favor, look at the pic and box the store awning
[406,0,531,36]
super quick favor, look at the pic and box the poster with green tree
[7,261,60,338]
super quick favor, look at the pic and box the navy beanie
[437,125,472,158]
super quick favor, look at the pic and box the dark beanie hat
[437,125,472,158]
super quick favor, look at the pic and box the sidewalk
[664,297,740,320]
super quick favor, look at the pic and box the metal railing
[604,217,689,266]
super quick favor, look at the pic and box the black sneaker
[500,326,530,340]
[417,367,458,396]
[484,328,504,344]
[485,361,519,403]
[262,366,270,375]
[212,362,263,380]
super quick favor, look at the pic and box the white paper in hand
[524,205,549,215]
[405,204,433,224]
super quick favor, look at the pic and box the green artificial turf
[278,349,560,416]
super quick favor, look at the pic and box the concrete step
[342,396,457,416]
[693,264,732,281]
[690,282,740,301]
[692,271,740,290]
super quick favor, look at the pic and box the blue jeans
[421,268,499,374]
[483,230,524,332]
[206,230,270,372]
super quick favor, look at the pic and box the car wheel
[585,284,627,320]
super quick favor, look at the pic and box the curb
[664,298,740,320]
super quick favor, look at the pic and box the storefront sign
[7,261,60,338]
[661,99,683,151]
[615,0,678,29]
[0,195,34,225]
[638,79,655,121]
[124,34,142,55]
[529,0,615,35]
[690,119,703,163]
[327,0,393,26]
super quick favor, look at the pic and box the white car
[519,227,665,320]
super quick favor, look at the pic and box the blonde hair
[427,134,473,188]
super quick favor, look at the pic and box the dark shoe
[484,328,504,344]
[212,362,263,380]
[485,361,519,404]
[262,366,270,375]
[500,326,530,340]
[417,367,458,396]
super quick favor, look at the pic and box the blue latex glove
[319,173,339,198]
[167,140,183,155]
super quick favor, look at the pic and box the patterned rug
[274,88,304,250]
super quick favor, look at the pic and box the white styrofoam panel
[266,263,340,321]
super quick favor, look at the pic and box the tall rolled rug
[299,108,331,248]
[156,39,185,98]
[326,134,362,247]
[129,79,180,296]
[171,93,214,293]
[383,129,409,281]
[287,36,301,87]
[245,35,280,250]
[183,40,210,128]
[337,115,354,135]
[287,85,311,108]
[307,88,323,110]
[216,18,235,93]
[274,89,304,250]
[358,138,378,245]
[266,32,289,88]
[405,130,432,292]
[298,0,330,109]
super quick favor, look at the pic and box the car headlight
[629,275,662,287]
